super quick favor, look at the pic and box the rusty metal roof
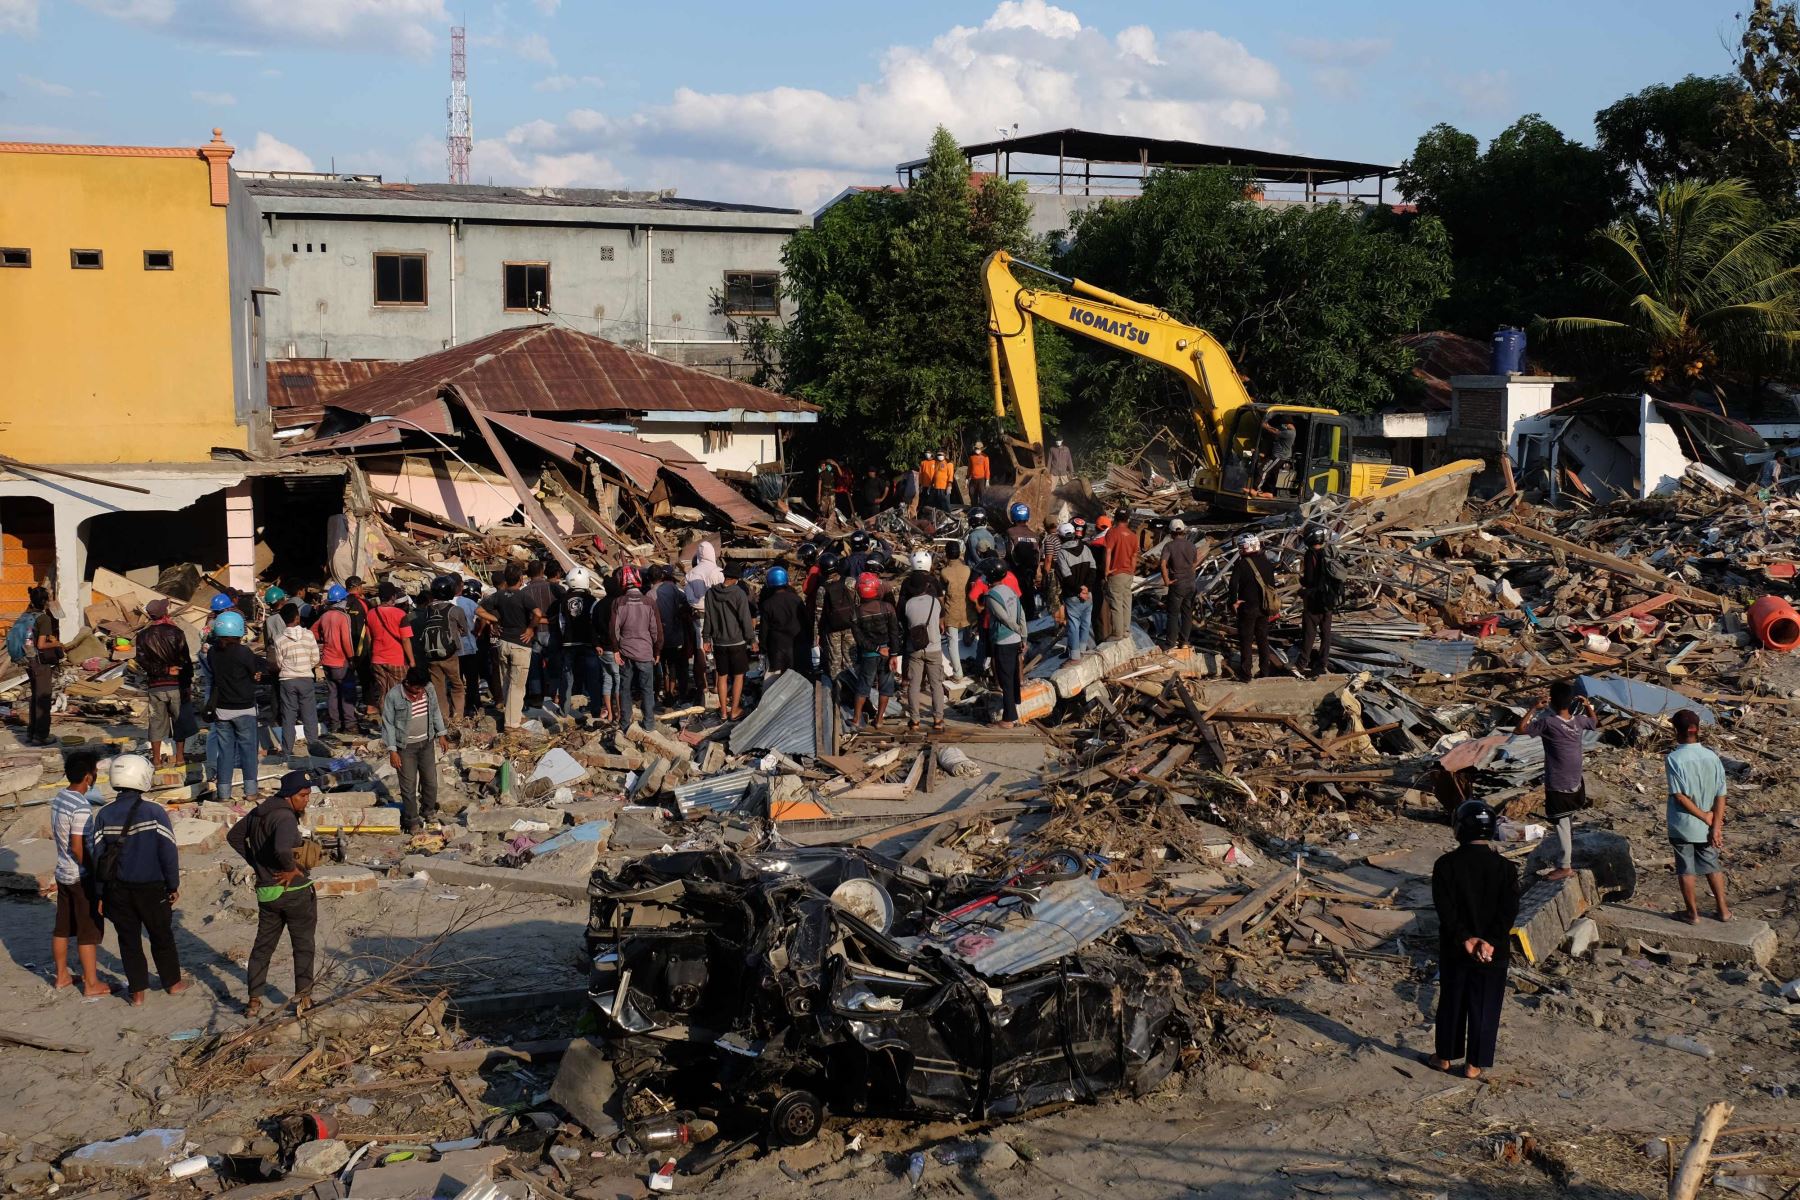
[318,325,817,420]
[267,358,400,426]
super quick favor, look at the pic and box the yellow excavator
[984,249,1473,516]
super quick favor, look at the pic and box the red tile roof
[318,324,816,420]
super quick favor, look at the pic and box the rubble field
[1,463,1798,1199]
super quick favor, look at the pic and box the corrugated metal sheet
[485,410,676,492]
[318,325,818,419]
[930,877,1127,979]
[731,669,827,757]
[267,358,400,427]
[665,460,772,529]
[672,768,763,815]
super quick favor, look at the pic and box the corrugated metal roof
[731,669,825,757]
[672,768,763,815]
[929,877,1128,979]
[268,358,400,411]
[244,177,800,215]
[318,325,818,420]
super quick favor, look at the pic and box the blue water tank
[1491,327,1527,375]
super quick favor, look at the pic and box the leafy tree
[1398,115,1628,334]
[1595,75,1748,196]
[1052,167,1451,461]
[752,127,1062,470]
[1542,179,1800,393]
[1733,0,1800,204]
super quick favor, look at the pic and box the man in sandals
[1665,708,1730,924]
[1515,680,1597,881]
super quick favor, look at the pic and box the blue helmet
[326,584,349,604]
[212,611,246,638]
[767,566,790,588]
[209,593,235,613]
[1009,502,1030,524]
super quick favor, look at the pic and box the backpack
[5,613,33,664]
[345,597,373,659]
[821,580,857,632]
[1318,548,1348,609]
[414,601,456,663]
[95,794,147,885]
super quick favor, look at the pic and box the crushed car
[580,843,1203,1146]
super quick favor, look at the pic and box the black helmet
[1305,525,1329,547]
[970,508,989,528]
[798,541,821,566]
[980,557,1009,585]
[462,578,484,601]
[850,530,871,551]
[1453,800,1498,844]
[430,574,458,601]
[864,547,891,573]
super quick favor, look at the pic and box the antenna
[447,25,472,184]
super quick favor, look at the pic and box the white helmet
[566,567,593,591]
[911,550,932,572]
[1237,533,1262,553]
[111,753,154,792]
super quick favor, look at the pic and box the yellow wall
[0,151,244,463]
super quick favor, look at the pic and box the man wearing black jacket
[757,567,807,678]
[1228,533,1279,681]
[1430,801,1520,1079]
[137,599,192,768]
[207,613,272,801]
[227,770,318,1018]
[702,564,757,721]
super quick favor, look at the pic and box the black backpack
[414,601,456,663]
[95,794,146,885]
[821,580,857,632]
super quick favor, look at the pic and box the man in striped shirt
[89,754,189,1005]
[49,748,107,996]
[381,666,446,834]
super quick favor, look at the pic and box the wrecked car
[582,844,1199,1144]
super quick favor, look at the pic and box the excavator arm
[983,249,1261,482]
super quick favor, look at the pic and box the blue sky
[0,0,1745,208]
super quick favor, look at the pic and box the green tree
[1398,115,1628,334]
[756,127,1061,469]
[1734,0,1800,204]
[1595,75,1748,196]
[1053,167,1451,460]
[1542,179,1800,393]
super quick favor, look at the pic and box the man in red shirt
[368,581,414,702]
[1102,509,1139,641]
[312,585,359,734]
[965,561,1018,681]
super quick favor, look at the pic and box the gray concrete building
[245,177,806,375]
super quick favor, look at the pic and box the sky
[0,0,1749,210]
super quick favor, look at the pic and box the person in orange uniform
[967,442,991,506]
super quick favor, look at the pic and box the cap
[145,598,171,620]
[1057,522,1075,537]
[276,769,314,799]
[1170,519,1187,532]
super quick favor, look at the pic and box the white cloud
[473,1,1283,206]
[74,0,448,57]
[1448,68,1514,120]
[235,131,314,172]
[531,0,559,12]
[17,72,73,96]
[0,0,37,35]
[191,88,236,106]
[534,73,602,93]
[514,31,554,66]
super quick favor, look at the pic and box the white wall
[637,421,781,473]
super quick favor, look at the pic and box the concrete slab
[547,1037,619,1137]
[169,817,225,852]
[1510,870,1597,964]
[62,1129,186,1181]
[311,864,379,897]
[348,1147,509,1200]
[1190,674,1346,716]
[464,806,559,835]
[525,820,611,882]
[400,855,588,902]
[309,797,401,834]
[0,836,55,893]
[1590,904,1777,967]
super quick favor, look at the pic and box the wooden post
[455,388,579,573]
[1668,1101,1732,1200]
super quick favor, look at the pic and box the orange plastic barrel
[1748,595,1800,651]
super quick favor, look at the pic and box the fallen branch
[1670,1100,1733,1200]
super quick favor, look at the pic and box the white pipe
[448,218,458,346]
[644,225,654,354]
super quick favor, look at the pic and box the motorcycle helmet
[110,754,154,793]
[820,551,845,578]
[263,586,287,606]
[798,542,821,566]
[970,508,989,528]
[430,574,459,601]
[768,566,790,587]
[565,567,593,592]
[1306,525,1330,547]
[911,550,932,572]
[856,572,881,600]
[209,593,235,613]
[980,558,1010,585]
[850,530,871,552]
[1453,800,1499,844]
[463,579,484,601]
[212,611,246,638]
[1009,502,1030,524]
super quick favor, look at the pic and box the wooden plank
[1498,520,1728,610]
[857,774,1003,852]
[0,1027,90,1054]
[1193,864,1300,945]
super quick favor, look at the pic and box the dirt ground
[0,710,1795,1199]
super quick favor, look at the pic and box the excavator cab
[1221,406,1352,507]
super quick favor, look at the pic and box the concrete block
[400,855,588,902]
[170,817,225,852]
[0,836,55,893]
[558,799,618,825]
[1567,916,1599,958]
[624,724,692,763]
[309,797,401,834]
[548,1037,619,1138]
[348,1147,509,1200]
[1590,905,1778,968]
[62,1129,186,1181]
[526,820,611,881]
[311,864,379,898]
[464,806,558,835]
[1510,870,1596,964]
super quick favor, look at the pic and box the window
[70,248,103,269]
[373,252,427,305]
[722,270,780,315]
[320,242,327,252]
[0,248,28,268]
[144,250,174,270]
[503,261,550,311]
[659,247,675,265]
[598,245,614,262]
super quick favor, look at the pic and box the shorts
[714,644,750,677]
[1672,840,1722,877]
[53,880,103,944]
[856,653,885,698]
[1544,783,1588,819]
[147,687,183,746]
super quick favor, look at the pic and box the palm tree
[1543,178,1800,391]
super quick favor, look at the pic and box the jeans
[324,664,358,732]
[563,645,601,713]
[945,626,968,679]
[621,658,656,729]
[215,713,258,798]
[497,640,532,729]
[992,642,1022,722]
[1063,595,1093,659]
[1165,587,1196,650]
[397,739,438,829]
[247,886,317,1002]
[278,677,319,757]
